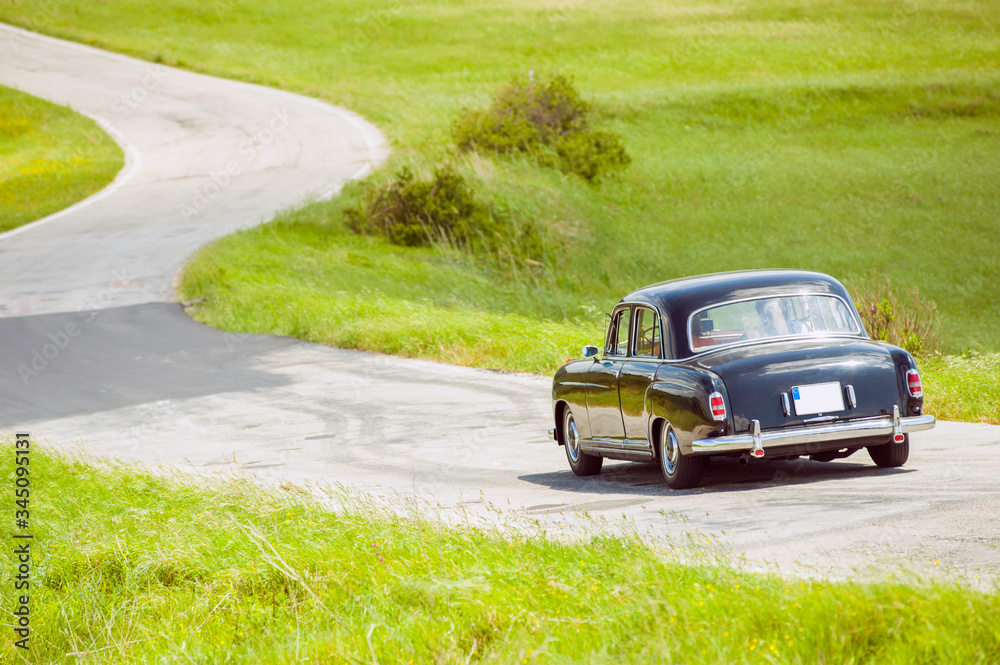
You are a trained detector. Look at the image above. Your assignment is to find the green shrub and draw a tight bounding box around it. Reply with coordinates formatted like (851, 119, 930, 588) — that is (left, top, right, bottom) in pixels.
(549, 128, 631, 183)
(453, 74, 630, 182)
(344, 166, 489, 248)
(850, 274, 941, 356)
(454, 74, 589, 152)
(344, 166, 545, 266)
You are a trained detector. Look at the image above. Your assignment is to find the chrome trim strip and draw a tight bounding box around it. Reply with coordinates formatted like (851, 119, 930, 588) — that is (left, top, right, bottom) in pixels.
(892, 404, 904, 442)
(780, 393, 791, 416)
(691, 414, 936, 454)
(622, 437, 653, 453)
(579, 437, 653, 455)
(578, 439, 624, 455)
(750, 420, 764, 457)
(845, 384, 857, 409)
(687, 332, 866, 361)
(803, 415, 838, 424)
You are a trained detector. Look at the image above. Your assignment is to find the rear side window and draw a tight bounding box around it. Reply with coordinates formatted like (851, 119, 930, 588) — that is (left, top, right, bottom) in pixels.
(634, 308, 661, 358)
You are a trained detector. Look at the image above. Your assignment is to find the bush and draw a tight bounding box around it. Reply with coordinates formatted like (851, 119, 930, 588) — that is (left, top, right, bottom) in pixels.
(453, 74, 630, 182)
(344, 166, 545, 266)
(549, 129, 631, 184)
(344, 166, 490, 248)
(849, 274, 941, 356)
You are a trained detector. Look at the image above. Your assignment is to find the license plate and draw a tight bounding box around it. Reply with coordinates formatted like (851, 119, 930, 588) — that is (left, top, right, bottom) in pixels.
(791, 382, 845, 416)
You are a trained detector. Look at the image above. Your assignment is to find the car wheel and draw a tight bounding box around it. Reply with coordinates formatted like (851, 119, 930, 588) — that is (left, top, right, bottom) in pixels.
(563, 408, 603, 476)
(867, 434, 909, 468)
(658, 425, 704, 489)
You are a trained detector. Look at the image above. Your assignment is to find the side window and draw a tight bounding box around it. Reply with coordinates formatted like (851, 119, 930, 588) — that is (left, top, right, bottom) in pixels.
(605, 308, 632, 357)
(634, 308, 662, 358)
(616, 309, 632, 356)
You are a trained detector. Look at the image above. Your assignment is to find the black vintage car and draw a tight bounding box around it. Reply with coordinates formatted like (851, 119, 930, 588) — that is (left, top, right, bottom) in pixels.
(551, 270, 935, 489)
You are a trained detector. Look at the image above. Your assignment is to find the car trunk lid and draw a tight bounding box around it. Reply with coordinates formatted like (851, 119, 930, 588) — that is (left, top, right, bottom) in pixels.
(697, 338, 900, 432)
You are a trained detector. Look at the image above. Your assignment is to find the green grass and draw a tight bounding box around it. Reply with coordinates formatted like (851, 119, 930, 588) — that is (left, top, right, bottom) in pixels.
(922, 353, 1000, 425)
(3, 441, 998, 663)
(180, 184, 1000, 423)
(4, 0, 999, 416)
(0, 84, 123, 232)
(181, 198, 599, 374)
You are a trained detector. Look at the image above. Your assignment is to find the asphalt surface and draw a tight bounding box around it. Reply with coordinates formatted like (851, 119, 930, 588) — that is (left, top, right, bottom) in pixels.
(0, 24, 387, 316)
(1, 24, 998, 587)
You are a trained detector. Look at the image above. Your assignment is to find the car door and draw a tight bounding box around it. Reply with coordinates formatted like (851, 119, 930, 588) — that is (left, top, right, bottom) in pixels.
(619, 306, 662, 450)
(586, 305, 630, 442)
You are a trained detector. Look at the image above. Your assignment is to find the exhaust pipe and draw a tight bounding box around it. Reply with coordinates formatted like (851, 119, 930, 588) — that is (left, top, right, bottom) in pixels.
(738, 453, 750, 467)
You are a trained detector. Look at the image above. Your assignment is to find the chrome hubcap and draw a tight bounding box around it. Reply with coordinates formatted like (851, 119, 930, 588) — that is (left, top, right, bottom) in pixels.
(566, 414, 581, 463)
(663, 429, 679, 475)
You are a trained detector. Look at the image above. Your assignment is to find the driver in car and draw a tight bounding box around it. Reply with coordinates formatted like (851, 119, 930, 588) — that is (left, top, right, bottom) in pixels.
(756, 299, 791, 338)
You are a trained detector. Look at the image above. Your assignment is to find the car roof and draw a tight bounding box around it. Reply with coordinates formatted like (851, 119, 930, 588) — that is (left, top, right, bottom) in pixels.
(618, 270, 855, 354)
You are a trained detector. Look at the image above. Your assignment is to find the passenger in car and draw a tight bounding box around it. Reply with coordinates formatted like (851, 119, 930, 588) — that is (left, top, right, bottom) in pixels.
(745, 299, 790, 339)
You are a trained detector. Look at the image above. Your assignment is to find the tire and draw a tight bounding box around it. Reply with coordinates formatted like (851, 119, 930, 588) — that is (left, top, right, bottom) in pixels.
(658, 424, 704, 489)
(867, 434, 909, 468)
(562, 407, 603, 476)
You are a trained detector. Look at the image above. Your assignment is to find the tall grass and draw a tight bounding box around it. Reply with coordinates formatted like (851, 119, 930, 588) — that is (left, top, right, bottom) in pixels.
(181, 208, 599, 374)
(922, 353, 1000, 425)
(3, 441, 997, 663)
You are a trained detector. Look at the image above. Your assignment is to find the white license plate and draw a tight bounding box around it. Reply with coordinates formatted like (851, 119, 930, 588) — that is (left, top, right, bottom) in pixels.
(792, 382, 845, 416)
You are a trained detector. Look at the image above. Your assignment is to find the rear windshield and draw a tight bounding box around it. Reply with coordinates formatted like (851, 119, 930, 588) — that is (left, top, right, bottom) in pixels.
(689, 294, 860, 353)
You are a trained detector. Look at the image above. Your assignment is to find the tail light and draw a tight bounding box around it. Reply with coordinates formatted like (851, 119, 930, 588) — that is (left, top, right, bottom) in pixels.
(906, 369, 923, 398)
(709, 392, 726, 421)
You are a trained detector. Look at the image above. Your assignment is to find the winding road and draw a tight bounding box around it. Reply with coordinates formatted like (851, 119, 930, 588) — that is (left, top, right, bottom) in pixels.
(1, 24, 998, 586)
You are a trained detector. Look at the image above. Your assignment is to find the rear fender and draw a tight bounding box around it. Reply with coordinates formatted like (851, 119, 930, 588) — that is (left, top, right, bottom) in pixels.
(882, 344, 926, 416)
(646, 368, 727, 455)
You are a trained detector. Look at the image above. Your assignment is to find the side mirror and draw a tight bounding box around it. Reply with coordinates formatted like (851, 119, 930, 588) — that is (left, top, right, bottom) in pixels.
(582, 345, 600, 359)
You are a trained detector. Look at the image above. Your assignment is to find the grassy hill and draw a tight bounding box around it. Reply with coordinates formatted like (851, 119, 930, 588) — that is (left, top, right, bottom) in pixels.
(3, 0, 997, 386)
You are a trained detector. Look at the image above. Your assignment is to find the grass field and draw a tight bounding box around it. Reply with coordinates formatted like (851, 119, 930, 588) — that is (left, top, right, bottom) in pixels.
(1, 0, 997, 349)
(2, 2, 998, 423)
(0, 84, 123, 232)
(3, 440, 997, 663)
(1, 9, 997, 661)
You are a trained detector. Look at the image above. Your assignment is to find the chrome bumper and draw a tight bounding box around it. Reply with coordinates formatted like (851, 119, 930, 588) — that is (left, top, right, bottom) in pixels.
(691, 407, 935, 456)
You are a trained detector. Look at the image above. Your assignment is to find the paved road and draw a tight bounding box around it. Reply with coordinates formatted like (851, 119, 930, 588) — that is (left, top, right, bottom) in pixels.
(1, 24, 998, 587)
(0, 24, 387, 316)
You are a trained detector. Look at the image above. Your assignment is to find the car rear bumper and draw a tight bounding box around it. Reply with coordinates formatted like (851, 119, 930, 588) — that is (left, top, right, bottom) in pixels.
(691, 409, 935, 455)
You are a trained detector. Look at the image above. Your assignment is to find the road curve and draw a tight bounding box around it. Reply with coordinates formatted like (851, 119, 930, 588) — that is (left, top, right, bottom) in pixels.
(1, 24, 998, 587)
(0, 23, 387, 315)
